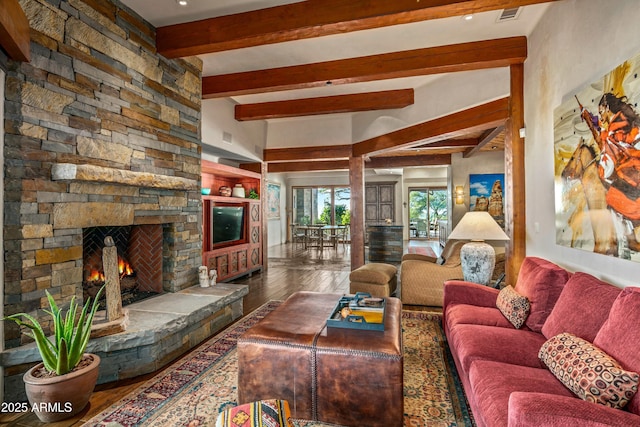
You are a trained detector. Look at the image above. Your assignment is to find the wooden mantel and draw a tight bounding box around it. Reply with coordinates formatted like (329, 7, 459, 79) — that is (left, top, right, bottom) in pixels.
(0, 0, 30, 62)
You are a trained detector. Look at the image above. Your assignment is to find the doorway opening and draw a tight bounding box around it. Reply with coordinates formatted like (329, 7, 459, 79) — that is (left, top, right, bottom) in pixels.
(408, 187, 447, 240)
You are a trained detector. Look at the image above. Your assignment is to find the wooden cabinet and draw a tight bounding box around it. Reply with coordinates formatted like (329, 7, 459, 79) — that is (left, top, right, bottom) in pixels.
(365, 183, 395, 223)
(202, 160, 263, 282)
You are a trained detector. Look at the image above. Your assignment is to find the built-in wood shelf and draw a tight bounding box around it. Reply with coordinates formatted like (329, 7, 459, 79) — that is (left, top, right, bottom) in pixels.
(201, 160, 262, 282)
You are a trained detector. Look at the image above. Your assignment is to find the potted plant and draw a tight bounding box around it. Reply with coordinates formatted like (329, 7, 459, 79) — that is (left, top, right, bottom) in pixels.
(5, 285, 104, 422)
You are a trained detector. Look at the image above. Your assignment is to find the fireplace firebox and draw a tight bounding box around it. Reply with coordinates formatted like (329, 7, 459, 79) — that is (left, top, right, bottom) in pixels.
(83, 225, 163, 307)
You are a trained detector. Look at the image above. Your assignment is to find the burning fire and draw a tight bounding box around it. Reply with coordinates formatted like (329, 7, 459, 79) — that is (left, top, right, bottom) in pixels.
(119, 258, 134, 276)
(87, 257, 135, 282)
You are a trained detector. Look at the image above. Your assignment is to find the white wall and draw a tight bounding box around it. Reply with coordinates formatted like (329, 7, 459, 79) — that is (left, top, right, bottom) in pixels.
(525, 0, 640, 287)
(266, 115, 351, 148)
(201, 98, 266, 162)
(352, 68, 510, 142)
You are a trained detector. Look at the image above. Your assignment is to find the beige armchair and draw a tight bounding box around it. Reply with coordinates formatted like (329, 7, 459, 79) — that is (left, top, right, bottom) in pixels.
(400, 240, 466, 307)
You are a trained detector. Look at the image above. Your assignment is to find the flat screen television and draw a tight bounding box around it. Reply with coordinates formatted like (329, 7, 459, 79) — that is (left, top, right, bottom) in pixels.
(211, 205, 245, 246)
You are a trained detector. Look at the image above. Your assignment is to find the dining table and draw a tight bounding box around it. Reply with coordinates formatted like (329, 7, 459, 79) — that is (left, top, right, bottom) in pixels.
(296, 225, 347, 250)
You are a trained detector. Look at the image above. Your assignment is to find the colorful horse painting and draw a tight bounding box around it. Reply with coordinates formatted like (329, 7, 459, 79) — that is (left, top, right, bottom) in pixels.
(561, 139, 618, 256)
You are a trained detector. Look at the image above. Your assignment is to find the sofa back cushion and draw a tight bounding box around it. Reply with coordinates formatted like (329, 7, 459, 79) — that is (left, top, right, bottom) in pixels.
(541, 272, 621, 342)
(594, 287, 640, 416)
(513, 257, 570, 332)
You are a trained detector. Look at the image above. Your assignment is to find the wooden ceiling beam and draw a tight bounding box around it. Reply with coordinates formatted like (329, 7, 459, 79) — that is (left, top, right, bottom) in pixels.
(353, 97, 510, 157)
(235, 89, 414, 121)
(264, 153, 451, 173)
(264, 144, 352, 162)
(267, 160, 350, 173)
(414, 138, 480, 150)
(157, 0, 555, 58)
(367, 154, 451, 168)
(202, 37, 527, 98)
(0, 0, 30, 62)
(463, 125, 504, 158)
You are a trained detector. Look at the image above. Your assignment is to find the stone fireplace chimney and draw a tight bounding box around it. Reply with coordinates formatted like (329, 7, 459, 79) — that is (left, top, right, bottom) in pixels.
(2, 0, 203, 349)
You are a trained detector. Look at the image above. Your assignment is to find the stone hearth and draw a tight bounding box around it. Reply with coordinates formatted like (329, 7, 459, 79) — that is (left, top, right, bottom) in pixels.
(2, 283, 248, 402)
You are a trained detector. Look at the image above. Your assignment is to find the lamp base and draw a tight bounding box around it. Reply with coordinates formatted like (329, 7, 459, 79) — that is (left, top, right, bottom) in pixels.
(460, 241, 495, 286)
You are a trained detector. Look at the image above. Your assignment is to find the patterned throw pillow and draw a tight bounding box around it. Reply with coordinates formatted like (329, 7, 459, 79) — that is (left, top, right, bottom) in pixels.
(216, 399, 294, 427)
(539, 332, 639, 409)
(496, 285, 530, 328)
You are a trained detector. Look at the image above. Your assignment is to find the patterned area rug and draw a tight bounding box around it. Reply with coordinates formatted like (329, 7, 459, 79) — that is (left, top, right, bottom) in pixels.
(86, 302, 474, 427)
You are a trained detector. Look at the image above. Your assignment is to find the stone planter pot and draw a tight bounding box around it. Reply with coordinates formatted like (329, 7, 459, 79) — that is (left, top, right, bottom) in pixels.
(23, 353, 100, 422)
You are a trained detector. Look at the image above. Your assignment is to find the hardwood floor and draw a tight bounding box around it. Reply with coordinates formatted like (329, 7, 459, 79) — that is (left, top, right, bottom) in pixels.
(1, 240, 441, 426)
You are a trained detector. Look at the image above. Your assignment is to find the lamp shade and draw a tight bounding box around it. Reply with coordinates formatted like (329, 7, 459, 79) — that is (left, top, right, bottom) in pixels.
(448, 212, 509, 241)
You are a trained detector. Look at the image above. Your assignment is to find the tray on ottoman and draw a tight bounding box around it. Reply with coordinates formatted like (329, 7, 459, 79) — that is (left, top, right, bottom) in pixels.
(237, 291, 403, 427)
(327, 292, 386, 331)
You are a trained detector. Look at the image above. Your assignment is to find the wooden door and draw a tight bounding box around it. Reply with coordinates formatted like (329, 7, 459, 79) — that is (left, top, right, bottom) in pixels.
(365, 183, 395, 223)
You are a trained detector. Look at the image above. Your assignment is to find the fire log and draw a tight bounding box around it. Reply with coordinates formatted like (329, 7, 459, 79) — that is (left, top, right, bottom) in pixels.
(102, 236, 124, 321)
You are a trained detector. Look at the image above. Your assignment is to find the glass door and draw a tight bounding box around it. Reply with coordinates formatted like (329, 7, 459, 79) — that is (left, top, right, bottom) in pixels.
(408, 187, 448, 240)
(292, 186, 351, 225)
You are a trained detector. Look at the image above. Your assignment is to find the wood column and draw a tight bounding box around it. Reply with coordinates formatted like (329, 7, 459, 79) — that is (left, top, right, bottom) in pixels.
(261, 161, 268, 271)
(505, 63, 526, 284)
(349, 155, 365, 269)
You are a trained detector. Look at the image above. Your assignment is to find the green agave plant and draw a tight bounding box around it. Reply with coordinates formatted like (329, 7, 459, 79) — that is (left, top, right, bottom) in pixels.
(5, 285, 105, 375)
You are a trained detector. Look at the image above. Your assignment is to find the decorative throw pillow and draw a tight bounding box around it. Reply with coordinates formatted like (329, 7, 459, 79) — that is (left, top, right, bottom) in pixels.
(539, 332, 639, 409)
(436, 256, 445, 265)
(496, 285, 530, 328)
(216, 399, 294, 427)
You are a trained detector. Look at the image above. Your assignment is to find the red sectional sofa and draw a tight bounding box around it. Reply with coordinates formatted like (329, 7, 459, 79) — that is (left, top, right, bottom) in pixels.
(443, 256, 640, 426)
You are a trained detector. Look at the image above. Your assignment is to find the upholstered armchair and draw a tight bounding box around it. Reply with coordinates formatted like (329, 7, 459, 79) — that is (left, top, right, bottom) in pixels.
(400, 240, 466, 307)
(400, 240, 506, 307)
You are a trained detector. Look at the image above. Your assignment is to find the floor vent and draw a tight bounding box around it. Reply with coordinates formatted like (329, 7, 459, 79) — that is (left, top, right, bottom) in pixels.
(497, 7, 521, 22)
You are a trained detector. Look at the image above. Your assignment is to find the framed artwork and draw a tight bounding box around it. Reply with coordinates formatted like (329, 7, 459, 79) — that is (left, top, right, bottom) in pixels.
(469, 173, 505, 228)
(554, 50, 640, 262)
(267, 182, 281, 219)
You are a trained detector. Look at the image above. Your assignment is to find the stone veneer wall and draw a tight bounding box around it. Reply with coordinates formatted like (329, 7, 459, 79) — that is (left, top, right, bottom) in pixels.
(3, 0, 203, 349)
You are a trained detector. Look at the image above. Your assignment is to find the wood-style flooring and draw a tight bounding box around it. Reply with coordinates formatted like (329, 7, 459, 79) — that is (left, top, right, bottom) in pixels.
(2, 240, 440, 426)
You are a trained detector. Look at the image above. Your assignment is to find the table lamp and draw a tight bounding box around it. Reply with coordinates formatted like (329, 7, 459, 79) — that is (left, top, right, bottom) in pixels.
(447, 211, 509, 285)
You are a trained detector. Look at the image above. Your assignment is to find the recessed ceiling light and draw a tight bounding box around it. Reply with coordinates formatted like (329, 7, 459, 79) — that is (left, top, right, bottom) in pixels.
(176, 0, 188, 6)
(463, 14, 473, 21)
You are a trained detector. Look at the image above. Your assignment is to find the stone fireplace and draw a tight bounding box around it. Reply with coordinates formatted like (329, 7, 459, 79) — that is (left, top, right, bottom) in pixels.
(2, 0, 204, 348)
(1, 0, 255, 402)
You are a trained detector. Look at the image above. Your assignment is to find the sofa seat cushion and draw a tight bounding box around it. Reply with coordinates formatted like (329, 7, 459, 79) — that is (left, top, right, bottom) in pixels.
(513, 257, 571, 332)
(449, 324, 548, 373)
(541, 272, 621, 342)
(594, 287, 640, 416)
(469, 360, 575, 427)
(508, 392, 640, 427)
(445, 303, 516, 333)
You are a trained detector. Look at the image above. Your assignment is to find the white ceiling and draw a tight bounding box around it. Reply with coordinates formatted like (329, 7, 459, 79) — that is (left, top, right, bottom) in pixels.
(120, 0, 550, 104)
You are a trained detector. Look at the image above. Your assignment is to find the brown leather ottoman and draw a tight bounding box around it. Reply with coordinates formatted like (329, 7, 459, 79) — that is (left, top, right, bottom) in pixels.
(237, 291, 403, 427)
